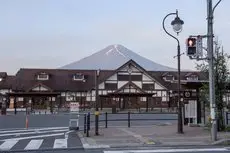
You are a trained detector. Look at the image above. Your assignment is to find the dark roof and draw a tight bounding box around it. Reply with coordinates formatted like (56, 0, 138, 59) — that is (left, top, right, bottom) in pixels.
(0, 75, 15, 89)
(0, 64, 208, 92)
(148, 71, 208, 90)
(7, 92, 60, 97)
(12, 68, 114, 92)
(0, 72, 7, 78)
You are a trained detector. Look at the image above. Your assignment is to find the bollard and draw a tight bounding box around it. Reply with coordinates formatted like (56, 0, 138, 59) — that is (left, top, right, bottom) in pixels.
(88, 112, 91, 130)
(128, 112, 130, 128)
(86, 113, 90, 137)
(25, 115, 28, 129)
(105, 112, 108, 128)
(226, 112, 228, 125)
(84, 114, 87, 134)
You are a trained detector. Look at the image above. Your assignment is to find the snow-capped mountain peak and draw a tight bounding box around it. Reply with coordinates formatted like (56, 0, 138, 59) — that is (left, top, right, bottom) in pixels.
(105, 44, 126, 58)
(60, 44, 177, 71)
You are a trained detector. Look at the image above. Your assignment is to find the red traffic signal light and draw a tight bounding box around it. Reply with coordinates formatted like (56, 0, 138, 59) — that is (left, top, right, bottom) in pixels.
(187, 38, 196, 47)
(186, 37, 197, 56)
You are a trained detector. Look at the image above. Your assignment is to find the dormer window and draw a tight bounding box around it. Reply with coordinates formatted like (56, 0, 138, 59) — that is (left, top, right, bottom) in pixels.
(186, 74, 198, 81)
(37, 72, 49, 80)
(73, 73, 84, 81)
(164, 75, 174, 81)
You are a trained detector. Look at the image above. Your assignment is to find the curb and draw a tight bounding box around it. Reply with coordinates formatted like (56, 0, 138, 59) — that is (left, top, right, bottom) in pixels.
(212, 138, 230, 145)
(79, 140, 230, 150)
(77, 132, 110, 149)
(100, 144, 230, 150)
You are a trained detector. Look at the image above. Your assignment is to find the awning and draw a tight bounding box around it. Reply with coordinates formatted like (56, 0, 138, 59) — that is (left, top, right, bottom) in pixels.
(6, 92, 61, 97)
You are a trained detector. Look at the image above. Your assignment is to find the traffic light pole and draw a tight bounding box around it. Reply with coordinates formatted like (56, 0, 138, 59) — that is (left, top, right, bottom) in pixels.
(207, 0, 217, 141)
(185, 0, 221, 141)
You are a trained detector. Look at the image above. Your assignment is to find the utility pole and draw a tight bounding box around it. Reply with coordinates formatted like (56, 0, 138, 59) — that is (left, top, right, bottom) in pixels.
(207, 0, 217, 141)
(95, 70, 99, 136)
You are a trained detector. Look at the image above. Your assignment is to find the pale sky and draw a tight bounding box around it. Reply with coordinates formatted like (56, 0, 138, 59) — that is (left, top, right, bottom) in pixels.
(0, 0, 229, 75)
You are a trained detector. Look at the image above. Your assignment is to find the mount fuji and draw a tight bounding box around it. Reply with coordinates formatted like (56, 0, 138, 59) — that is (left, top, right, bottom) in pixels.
(61, 44, 177, 71)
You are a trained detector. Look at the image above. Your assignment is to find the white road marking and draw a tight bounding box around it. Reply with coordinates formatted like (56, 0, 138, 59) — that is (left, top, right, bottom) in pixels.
(0, 127, 68, 134)
(0, 129, 68, 137)
(24, 139, 43, 150)
(119, 128, 147, 143)
(0, 140, 18, 150)
(104, 148, 229, 153)
(3, 133, 64, 141)
(53, 138, 67, 148)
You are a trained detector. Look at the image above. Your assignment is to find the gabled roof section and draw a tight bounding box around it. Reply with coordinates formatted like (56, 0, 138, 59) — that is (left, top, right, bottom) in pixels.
(99, 59, 168, 89)
(27, 83, 52, 92)
(113, 81, 147, 94)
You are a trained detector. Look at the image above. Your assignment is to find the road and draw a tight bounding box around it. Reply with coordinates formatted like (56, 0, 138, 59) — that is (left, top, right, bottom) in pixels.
(0, 112, 179, 152)
(0, 127, 82, 152)
(0, 112, 177, 129)
(2, 147, 229, 153)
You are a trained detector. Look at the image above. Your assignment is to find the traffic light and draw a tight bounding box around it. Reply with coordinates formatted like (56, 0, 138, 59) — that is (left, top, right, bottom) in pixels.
(186, 37, 197, 56)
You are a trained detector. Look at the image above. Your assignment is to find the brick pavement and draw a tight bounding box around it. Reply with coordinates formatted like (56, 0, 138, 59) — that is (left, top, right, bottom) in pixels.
(78, 124, 230, 149)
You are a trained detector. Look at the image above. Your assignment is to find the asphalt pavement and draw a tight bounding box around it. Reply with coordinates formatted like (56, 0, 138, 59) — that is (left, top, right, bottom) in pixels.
(0, 112, 178, 129)
(3, 147, 229, 153)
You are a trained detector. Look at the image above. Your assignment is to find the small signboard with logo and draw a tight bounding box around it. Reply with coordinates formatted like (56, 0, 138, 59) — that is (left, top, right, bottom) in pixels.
(69, 102, 80, 130)
(70, 102, 80, 113)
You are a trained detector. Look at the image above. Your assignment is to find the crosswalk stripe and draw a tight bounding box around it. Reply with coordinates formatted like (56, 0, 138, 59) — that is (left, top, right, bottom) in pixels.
(0, 127, 68, 134)
(0, 140, 18, 150)
(4, 132, 65, 141)
(24, 139, 43, 150)
(0, 129, 68, 137)
(53, 138, 67, 148)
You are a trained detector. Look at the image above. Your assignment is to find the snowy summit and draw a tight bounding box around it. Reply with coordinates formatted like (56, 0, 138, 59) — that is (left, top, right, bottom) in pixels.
(61, 44, 177, 71)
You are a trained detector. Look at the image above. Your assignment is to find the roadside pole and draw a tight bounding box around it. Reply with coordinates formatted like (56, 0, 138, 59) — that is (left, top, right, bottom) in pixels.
(186, 0, 222, 141)
(207, 0, 219, 141)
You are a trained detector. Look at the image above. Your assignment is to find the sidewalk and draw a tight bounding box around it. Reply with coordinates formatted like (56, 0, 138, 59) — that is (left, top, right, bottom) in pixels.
(78, 124, 230, 149)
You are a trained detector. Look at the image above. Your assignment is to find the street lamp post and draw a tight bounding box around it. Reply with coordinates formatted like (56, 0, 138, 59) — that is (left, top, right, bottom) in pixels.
(162, 10, 184, 134)
(95, 69, 100, 136)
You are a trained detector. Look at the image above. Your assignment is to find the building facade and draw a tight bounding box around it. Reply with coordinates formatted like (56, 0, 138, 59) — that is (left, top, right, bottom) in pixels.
(0, 60, 209, 123)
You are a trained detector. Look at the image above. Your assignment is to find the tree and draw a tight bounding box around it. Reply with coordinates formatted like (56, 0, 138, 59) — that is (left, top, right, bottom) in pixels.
(196, 40, 230, 131)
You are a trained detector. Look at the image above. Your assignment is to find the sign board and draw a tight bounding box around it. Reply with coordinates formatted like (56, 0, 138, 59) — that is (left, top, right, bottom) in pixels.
(185, 100, 197, 118)
(70, 102, 80, 112)
(69, 102, 80, 130)
(196, 36, 203, 58)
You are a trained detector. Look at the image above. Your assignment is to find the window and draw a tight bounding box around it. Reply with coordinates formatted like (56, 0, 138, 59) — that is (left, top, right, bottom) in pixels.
(0, 78, 2, 81)
(37, 73, 49, 80)
(164, 75, 174, 81)
(73, 73, 84, 80)
(105, 83, 117, 90)
(187, 75, 198, 81)
(142, 84, 154, 90)
(66, 92, 76, 101)
(117, 75, 142, 81)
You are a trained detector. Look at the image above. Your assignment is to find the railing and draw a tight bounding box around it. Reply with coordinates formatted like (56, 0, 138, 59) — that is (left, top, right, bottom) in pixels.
(83, 111, 177, 137)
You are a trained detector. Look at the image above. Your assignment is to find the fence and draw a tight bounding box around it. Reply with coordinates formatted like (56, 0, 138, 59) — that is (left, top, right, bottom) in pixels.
(83, 111, 177, 137)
